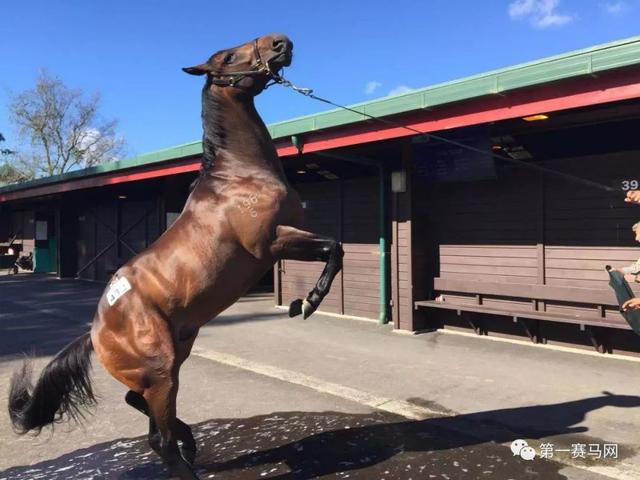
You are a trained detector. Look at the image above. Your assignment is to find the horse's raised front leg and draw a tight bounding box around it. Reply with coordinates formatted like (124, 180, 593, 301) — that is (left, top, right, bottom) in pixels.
(125, 390, 197, 465)
(270, 225, 344, 319)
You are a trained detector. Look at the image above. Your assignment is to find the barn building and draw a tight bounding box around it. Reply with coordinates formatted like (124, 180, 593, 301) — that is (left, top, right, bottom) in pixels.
(3, 36, 640, 354)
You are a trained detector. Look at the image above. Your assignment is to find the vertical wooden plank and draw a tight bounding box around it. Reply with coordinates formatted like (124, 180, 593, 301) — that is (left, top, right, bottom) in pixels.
(144, 200, 150, 247)
(537, 173, 546, 286)
(55, 204, 62, 279)
(402, 140, 414, 330)
(115, 199, 122, 260)
(92, 205, 98, 280)
(537, 243, 545, 284)
(338, 178, 344, 315)
(273, 260, 281, 306)
(158, 194, 166, 232)
(391, 191, 400, 329)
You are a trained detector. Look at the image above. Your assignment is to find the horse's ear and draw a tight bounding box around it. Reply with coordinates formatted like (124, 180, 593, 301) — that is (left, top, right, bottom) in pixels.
(182, 63, 211, 76)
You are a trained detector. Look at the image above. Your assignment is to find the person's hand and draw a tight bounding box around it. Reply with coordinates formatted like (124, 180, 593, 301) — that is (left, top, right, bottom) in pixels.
(624, 274, 638, 283)
(622, 298, 640, 311)
(625, 190, 640, 205)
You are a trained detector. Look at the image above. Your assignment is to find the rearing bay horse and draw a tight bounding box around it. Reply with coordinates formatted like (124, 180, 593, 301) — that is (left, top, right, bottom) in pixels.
(8, 33, 343, 480)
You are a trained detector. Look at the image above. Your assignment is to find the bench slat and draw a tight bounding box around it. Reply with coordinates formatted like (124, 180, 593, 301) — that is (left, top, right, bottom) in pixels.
(433, 277, 640, 305)
(415, 300, 629, 330)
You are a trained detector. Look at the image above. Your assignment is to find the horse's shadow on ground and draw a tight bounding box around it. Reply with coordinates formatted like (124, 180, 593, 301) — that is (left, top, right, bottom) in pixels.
(1, 391, 638, 480)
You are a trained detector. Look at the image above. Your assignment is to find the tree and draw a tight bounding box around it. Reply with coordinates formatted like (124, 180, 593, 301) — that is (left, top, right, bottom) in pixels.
(0, 133, 25, 186)
(0, 163, 27, 186)
(0, 133, 14, 155)
(9, 71, 124, 178)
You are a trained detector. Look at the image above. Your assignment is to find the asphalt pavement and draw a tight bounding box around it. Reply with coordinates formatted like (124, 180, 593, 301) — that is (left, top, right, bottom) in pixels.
(1, 274, 639, 480)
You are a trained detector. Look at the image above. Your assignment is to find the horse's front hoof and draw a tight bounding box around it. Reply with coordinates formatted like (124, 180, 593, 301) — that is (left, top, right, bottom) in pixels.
(288, 298, 303, 317)
(302, 299, 316, 319)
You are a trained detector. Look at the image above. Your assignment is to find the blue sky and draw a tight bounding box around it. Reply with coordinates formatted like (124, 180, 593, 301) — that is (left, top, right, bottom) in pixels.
(1, 0, 639, 158)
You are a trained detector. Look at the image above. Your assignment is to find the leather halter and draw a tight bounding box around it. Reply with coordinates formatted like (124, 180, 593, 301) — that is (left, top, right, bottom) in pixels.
(208, 38, 278, 87)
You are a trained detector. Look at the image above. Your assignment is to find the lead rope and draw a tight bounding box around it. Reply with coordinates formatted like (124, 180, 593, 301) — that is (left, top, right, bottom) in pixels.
(271, 72, 617, 193)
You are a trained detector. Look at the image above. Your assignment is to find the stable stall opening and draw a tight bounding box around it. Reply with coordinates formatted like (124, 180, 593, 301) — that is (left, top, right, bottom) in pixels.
(0, 199, 59, 274)
(275, 141, 405, 321)
(66, 170, 275, 293)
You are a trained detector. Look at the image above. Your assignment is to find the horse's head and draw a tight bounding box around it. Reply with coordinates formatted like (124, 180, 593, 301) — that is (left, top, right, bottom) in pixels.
(183, 33, 293, 95)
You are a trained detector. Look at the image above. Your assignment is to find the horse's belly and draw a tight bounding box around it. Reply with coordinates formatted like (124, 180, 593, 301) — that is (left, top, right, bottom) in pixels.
(181, 250, 273, 326)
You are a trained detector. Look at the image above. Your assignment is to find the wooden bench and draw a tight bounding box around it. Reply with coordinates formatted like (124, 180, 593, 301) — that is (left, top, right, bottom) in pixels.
(415, 277, 636, 352)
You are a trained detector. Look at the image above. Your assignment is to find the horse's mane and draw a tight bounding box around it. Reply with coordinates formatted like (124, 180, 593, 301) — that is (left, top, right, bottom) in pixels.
(189, 137, 217, 192)
(190, 79, 225, 192)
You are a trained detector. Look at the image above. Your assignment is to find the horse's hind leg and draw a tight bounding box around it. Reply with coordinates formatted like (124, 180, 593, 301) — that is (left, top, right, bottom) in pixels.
(270, 225, 344, 319)
(125, 390, 197, 466)
(143, 380, 199, 480)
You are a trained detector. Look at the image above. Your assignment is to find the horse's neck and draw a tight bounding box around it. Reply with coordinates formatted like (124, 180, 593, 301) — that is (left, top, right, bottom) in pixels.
(201, 90, 285, 179)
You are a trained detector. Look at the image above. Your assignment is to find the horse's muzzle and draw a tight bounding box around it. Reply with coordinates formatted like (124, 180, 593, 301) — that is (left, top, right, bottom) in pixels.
(268, 34, 293, 67)
(271, 34, 293, 54)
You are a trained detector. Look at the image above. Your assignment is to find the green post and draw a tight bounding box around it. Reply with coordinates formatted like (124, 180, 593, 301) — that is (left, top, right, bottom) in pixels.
(379, 165, 388, 324)
(291, 135, 302, 153)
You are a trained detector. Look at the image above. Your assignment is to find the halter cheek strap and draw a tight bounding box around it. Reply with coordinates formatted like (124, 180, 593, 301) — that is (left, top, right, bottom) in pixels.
(209, 39, 276, 87)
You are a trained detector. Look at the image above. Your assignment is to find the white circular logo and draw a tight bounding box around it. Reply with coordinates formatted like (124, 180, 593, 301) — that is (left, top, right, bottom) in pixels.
(520, 446, 537, 461)
(511, 439, 528, 456)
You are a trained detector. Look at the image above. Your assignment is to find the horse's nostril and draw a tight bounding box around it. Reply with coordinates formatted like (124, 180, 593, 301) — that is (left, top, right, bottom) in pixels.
(272, 35, 292, 53)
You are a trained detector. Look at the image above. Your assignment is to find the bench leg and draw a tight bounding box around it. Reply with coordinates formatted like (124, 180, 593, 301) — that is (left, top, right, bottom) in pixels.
(517, 318, 539, 343)
(584, 325, 610, 354)
(463, 312, 486, 336)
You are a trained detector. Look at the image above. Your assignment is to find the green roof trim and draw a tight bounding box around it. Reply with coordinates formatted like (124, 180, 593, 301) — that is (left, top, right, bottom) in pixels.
(0, 141, 203, 194)
(3, 35, 640, 196)
(265, 35, 640, 139)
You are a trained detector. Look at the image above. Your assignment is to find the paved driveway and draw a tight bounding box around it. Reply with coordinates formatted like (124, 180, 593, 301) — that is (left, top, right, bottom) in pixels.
(0, 274, 632, 479)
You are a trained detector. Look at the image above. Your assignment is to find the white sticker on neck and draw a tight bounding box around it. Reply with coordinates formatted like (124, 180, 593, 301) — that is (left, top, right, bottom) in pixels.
(107, 277, 132, 306)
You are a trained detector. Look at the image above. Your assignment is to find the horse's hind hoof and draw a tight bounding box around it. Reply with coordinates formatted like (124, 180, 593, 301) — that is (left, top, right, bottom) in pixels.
(180, 446, 196, 466)
(168, 463, 200, 480)
(289, 299, 303, 317)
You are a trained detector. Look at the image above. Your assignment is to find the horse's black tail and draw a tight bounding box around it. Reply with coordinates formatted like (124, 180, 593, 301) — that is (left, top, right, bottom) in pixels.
(8, 332, 96, 434)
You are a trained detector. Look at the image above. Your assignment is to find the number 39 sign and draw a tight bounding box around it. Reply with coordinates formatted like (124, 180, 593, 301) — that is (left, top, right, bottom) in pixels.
(622, 180, 639, 191)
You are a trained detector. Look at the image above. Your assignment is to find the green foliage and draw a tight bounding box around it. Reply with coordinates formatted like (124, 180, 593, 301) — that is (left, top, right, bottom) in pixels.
(0, 162, 28, 186)
(0, 133, 25, 186)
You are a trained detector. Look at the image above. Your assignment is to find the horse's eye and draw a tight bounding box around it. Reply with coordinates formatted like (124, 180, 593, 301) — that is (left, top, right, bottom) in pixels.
(224, 53, 235, 64)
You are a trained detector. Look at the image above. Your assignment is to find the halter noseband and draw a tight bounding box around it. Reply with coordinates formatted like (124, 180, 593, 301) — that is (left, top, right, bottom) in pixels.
(209, 39, 280, 87)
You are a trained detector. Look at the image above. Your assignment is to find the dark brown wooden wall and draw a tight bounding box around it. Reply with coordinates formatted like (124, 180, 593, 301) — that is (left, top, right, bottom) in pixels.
(0, 209, 11, 241)
(77, 198, 163, 281)
(280, 181, 342, 314)
(543, 153, 640, 289)
(343, 178, 381, 318)
(279, 177, 381, 320)
(412, 150, 640, 324)
(9, 210, 35, 255)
